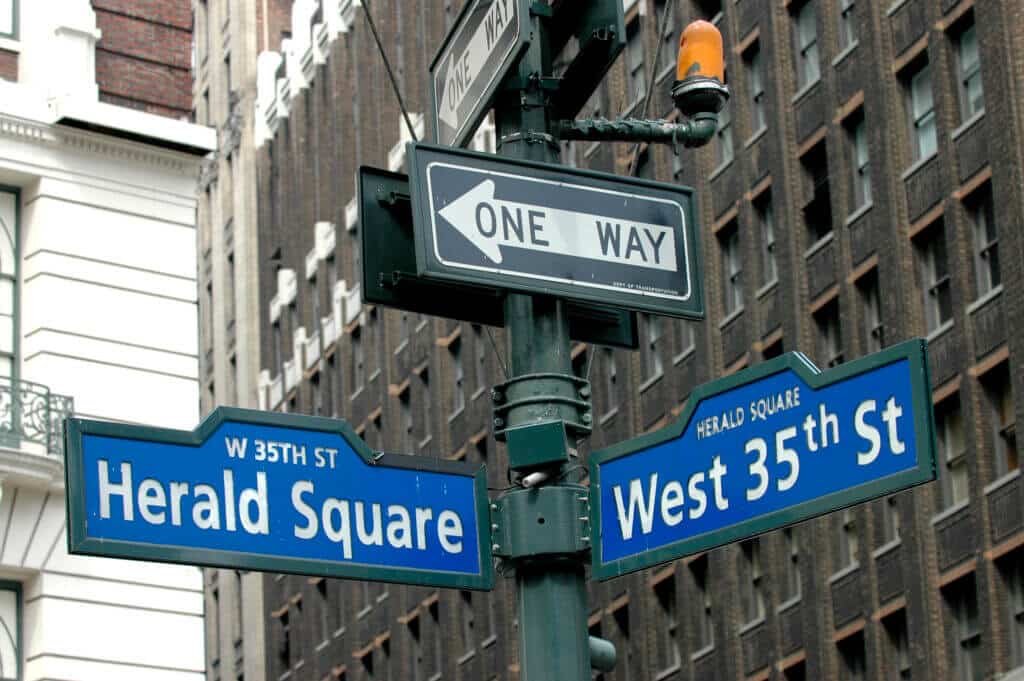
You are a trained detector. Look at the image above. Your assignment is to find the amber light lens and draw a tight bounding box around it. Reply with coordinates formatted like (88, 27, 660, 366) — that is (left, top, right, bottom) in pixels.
(676, 20, 725, 83)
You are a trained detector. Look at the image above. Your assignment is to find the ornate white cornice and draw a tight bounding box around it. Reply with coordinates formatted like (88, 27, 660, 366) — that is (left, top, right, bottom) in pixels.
(0, 110, 199, 175)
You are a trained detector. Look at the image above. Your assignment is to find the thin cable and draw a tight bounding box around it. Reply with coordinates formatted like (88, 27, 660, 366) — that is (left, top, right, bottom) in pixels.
(486, 326, 511, 379)
(627, 0, 676, 176)
(361, 0, 419, 142)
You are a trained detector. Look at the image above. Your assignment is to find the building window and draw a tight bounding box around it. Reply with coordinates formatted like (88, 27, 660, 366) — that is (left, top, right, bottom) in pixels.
(654, 576, 681, 673)
(838, 631, 867, 681)
(272, 320, 283, 372)
(0, 191, 17, 377)
(907, 61, 938, 161)
(626, 21, 646, 109)
(815, 299, 843, 368)
(640, 314, 664, 383)
(745, 43, 766, 133)
(943, 574, 982, 681)
(782, 528, 801, 602)
(836, 508, 858, 568)
(673, 320, 696, 362)
(602, 348, 618, 418)
(1001, 550, 1024, 669)
(458, 591, 475, 659)
(967, 185, 999, 298)
(881, 495, 901, 545)
(316, 580, 330, 645)
(802, 141, 832, 242)
(610, 602, 633, 681)
(856, 270, 882, 353)
(691, 554, 714, 649)
(740, 539, 765, 623)
(955, 18, 983, 121)
(419, 369, 432, 447)
(755, 194, 777, 287)
(982, 363, 1018, 478)
(714, 74, 734, 168)
(838, 0, 856, 51)
(351, 329, 365, 396)
(847, 111, 871, 210)
(720, 223, 743, 316)
(0, 0, 17, 39)
(793, 1, 820, 89)
(400, 389, 414, 453)
(0, 584, 20, 681)
(882, 610, 912, 680)
(450, 339, 465, 416)
(936, 395, 968, 509)
(914, 221, 952, 334)
(473, 325, 488, 395)
(428, 600, 442, 678)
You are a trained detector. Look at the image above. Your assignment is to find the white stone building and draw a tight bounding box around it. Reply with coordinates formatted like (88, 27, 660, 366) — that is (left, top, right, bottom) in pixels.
(0, 1, 214, 679)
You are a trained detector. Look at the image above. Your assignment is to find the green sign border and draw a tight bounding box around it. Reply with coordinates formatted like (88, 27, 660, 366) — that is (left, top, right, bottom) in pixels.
(65, 407, 495, 591)
(408, 142, 705, 320)
(589, 338, 938, 580)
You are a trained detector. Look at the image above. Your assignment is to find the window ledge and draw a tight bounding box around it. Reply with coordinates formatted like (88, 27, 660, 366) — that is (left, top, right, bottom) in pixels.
(951, 108, 985, 141)
(393, 339, 409, 356)
(656, 63, 676, 85)
(0, 38, 20, 53)
(776, 595, 801, 614)
(900, 150, 939, 181)
(738, 616, 766, 636)
(315, 639, 330, 653)
(886, 0, 910, 16)
(600, 406, 620, 426)
(718, 306, 745, 330)
(831, 40, 859, 68)
(481, 634, 497, 649)
(673, 345, 696, 366)
(744, 125, 768, 149)
(983, 467, 1020, 496)
(690, 645, 715, 662)
(930, 499, 970, 526)
(844, 201, 874, 226)
(790, 77, 821, 105)
(457, 649, 476, 666)
(966, 283, 1003, 315)
(447, 406, 466, 424)
(804, 230, 835, 260)
(349, 386, 365, 402)
(709, 158, 734, 181)
(639, 371, 664, 394)
(925, 318, 954, 343)
(871, 538, 902, 560)
(828, 561, 860, 584)
(471, 386, 487, 402)
(655, 663, 682, 681)
(755, 278, 778, 301)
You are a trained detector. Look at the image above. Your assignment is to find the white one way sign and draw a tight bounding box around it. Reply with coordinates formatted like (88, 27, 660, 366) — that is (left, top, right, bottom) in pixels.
(430, 0, 528, 148)
(410, 144, 705, 319)
(438, 179, 679, 272)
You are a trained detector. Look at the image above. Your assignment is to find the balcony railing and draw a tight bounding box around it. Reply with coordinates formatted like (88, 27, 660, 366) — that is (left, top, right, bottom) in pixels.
(0, 377, 74, 459)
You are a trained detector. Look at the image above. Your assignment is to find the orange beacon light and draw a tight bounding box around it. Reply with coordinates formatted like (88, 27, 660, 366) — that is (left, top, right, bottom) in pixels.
(672, 20, 729, 117)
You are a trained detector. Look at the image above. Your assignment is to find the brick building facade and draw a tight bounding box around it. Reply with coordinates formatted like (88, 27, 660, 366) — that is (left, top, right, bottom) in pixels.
(205, 1, 1024, 680)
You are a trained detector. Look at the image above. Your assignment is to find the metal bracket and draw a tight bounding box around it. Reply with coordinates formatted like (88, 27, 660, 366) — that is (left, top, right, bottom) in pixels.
(491, 371, 592, 442)
(490, 484, 590, 560)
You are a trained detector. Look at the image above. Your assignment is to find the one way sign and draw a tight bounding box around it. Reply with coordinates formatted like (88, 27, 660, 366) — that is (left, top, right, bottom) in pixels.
(409, 143, 704, 319)
(430, 0, 529, 148)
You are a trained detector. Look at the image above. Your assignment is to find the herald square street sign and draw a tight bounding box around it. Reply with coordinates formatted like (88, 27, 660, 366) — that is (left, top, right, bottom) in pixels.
(64, 407, 493, 590)
(409, 142, 704, 319)
(430, 0, 529, 148)
(590, 339, 937, 580)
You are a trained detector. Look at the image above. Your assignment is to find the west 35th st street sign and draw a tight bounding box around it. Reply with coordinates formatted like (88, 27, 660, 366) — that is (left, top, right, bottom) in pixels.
(409, 143, 704, 319)
(65, 408, 493, 590)
(590, 339, 937, 579)
(430, 0, 529, 148)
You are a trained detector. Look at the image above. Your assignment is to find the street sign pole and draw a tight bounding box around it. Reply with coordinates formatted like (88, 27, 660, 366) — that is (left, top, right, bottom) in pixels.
(491, 8, 591, 681)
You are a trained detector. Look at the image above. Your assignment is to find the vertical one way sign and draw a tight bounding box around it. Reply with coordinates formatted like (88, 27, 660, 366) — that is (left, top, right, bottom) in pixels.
(430, 0, 529, 148)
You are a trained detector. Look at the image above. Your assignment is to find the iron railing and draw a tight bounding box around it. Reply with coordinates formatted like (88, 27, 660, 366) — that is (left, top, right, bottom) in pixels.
(0, 377, 74, 459)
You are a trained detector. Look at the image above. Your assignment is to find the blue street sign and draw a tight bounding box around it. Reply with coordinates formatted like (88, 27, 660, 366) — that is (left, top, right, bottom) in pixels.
(65, 408, 493, 590)
(408, 143, 704, 319)
(589, 339, 937, 580)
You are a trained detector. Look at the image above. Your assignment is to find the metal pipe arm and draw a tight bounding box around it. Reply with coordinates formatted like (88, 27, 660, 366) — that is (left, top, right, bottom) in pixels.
(552, 112, 718, 148)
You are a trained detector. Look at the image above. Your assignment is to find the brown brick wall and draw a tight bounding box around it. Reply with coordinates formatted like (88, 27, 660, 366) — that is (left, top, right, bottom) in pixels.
(92, 1, 192, 119)
(0, 49, 16, 82)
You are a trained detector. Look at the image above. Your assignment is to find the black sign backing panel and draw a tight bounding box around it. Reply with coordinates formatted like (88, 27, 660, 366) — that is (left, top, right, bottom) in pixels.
(409, 143, 704, 320)
(430, 0, 530, 148)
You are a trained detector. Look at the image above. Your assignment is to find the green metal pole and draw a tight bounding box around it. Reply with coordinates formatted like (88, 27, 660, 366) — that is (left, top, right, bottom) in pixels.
(493, 7, 591, 681)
